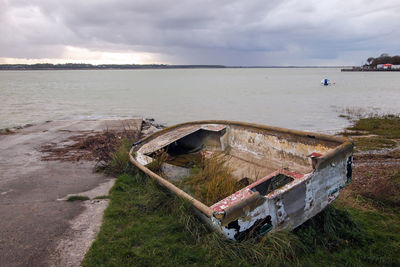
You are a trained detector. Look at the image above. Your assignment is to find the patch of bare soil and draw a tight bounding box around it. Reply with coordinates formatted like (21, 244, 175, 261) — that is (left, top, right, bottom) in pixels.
(348, 148, 400, 206)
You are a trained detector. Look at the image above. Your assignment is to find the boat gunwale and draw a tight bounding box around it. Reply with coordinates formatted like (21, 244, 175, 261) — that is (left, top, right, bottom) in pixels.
(129, 120, 353, 219)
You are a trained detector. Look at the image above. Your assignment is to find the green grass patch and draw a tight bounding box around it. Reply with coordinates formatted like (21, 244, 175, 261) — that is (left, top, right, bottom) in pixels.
(101, 138, 137, 176)
(83, 115, 400, 266)
(348, 115, 400, 139)
(297, 206, 400, 266)
(67, 195, 90, 201)
(353, 136, 397, 151)
(83, 172, 400, 266)
(83, 173, 305, 266)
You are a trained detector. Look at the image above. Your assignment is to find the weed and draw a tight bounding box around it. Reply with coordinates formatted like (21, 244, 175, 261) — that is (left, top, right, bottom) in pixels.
(348, 115, 400, 139)
(145, 150, 169, 173)
(67, 195, 89, 201)
(83, 115, 400, 266)
(108, 139, 132, 174)
(353, 136, 396, 151)
(100, 138, 138, 176)
(83, 173, 303, 267)
(83, 167, 400, 266)
(295, 205, 366, 251)
(165, 152, 203, 168)
(203, 230, 303, 266)
(183, 153, 241, 206)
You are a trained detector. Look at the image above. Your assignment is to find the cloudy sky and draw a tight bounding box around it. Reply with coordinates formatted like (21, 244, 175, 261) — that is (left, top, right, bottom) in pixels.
(1, 0, 399, 66)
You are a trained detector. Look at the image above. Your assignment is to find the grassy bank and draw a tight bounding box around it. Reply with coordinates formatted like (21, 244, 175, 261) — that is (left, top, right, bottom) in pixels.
(83, 115, 400, 266)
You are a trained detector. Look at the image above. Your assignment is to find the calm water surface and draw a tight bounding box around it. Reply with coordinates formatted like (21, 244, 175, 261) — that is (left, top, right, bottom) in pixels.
(1, 68, 400, 133)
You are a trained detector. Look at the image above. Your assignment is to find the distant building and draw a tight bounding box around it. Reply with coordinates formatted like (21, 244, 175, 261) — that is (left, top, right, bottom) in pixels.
(392, 65, 400, 69)
(383, 64, 392, 69)
(377, 64, 393, 69)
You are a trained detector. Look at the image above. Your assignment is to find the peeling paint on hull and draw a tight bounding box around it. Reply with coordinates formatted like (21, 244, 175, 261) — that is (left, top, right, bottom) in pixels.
(130, 120, 353, 241)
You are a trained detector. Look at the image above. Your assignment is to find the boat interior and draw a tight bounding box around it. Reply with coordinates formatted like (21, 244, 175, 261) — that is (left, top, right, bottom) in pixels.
(136, 123, 340, 201)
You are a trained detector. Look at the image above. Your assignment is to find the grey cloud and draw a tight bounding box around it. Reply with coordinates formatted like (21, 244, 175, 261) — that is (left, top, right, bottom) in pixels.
(1, 0, 400, 65)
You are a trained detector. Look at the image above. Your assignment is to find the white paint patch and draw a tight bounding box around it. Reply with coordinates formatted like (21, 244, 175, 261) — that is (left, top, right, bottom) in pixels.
(222, 227, 238, 240)
(237, 200, 270, 230)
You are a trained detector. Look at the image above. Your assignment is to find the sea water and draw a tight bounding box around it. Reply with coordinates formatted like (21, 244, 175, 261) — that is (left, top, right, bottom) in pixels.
(1, 68, 400, 133)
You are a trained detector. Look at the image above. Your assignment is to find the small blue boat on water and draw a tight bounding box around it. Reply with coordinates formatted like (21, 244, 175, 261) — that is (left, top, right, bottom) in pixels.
(321, 78, 330, 86)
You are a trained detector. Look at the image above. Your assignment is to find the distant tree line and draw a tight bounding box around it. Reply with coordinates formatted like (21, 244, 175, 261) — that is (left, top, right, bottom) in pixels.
(0, 63, 227, 70)
(366, 53, 400, 66)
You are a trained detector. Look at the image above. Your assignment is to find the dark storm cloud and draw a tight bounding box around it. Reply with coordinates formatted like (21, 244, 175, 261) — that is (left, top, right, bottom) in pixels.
(1, 0, 400, 65)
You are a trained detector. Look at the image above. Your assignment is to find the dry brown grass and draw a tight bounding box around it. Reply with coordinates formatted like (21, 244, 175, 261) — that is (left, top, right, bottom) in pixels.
(183, 153, 241, 206)
(40, 128, 140, 163)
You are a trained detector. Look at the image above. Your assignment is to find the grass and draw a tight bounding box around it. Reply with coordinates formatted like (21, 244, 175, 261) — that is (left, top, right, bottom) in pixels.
(83, 172, 400, 266)
(341, 114, 400, 206)
(353, 136, 397, 151)
(82, 114, 400, 266)
(146, 150, 169, 173)
(83, 173, 303, 266)
(67, 195, 90, 201)
(102, 138, 137, 176)
(297, 205, 400, 266)
(347, 114, 400, 139)
(182, 153, 241, 206)
(340, 114, 400, 151)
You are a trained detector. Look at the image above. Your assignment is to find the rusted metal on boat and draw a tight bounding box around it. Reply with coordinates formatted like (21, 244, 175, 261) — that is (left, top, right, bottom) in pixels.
(129, 120, 353, 241)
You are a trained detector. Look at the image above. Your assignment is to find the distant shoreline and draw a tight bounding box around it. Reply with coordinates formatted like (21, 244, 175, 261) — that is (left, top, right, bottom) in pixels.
(0, 63, 346, 71)
(341, 67, 400, 72)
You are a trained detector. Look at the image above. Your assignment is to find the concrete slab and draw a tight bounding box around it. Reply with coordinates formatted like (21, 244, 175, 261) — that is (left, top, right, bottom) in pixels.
(0, 118, 142, 267)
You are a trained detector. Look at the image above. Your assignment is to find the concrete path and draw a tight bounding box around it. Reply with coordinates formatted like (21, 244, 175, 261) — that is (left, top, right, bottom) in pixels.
(0, 119, 142, 267)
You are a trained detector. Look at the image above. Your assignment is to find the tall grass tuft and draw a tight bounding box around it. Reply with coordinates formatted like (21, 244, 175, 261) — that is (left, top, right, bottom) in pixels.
(146, 150, 169, 173)
(294, 205, 366, 251)
(183, 153, 241, 206)
(106, 138, 137, 176)
(151, 179, 304, 266)
(203, 228, 302, 266)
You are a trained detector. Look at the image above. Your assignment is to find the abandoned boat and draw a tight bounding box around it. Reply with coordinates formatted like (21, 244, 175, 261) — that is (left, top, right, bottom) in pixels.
(129, 120, 353, 241)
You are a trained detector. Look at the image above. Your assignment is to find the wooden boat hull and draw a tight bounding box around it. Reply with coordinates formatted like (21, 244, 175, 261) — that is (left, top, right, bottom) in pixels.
(130, 120, 353, 241)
